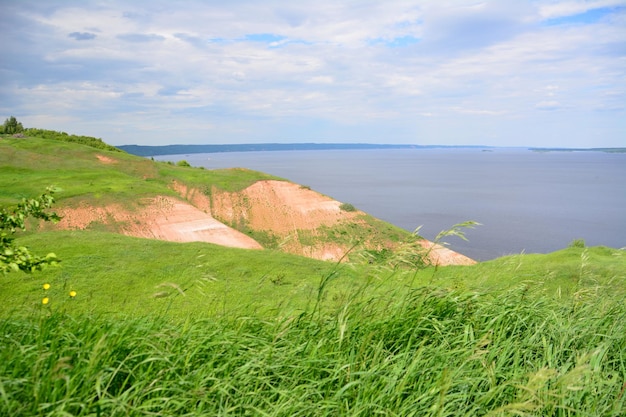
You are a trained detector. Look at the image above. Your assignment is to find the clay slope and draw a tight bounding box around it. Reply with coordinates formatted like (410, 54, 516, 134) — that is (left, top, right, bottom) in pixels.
(209, 180, 359, 261)
(54, 196, 262, 250)
(417, 241, 476, 266)
(207, 180, 475, 266)
(51, 169, 474, 265)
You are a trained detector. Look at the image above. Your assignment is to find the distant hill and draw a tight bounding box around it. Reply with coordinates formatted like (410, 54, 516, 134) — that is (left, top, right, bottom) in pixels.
(119, 143, 488, 157)
(529, 147, 626, 153)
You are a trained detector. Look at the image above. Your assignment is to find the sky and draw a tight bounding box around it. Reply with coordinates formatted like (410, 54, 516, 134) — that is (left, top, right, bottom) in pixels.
(1, 0, 625, 147)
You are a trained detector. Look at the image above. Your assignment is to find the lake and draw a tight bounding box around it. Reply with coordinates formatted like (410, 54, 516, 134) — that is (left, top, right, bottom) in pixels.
(155, 148, 626, 261)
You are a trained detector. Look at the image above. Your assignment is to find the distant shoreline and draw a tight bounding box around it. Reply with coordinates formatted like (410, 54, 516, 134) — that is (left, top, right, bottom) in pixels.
(529, 147, 626, 153)
(119, 143, 490, 157)
(119, 143, 626, 157)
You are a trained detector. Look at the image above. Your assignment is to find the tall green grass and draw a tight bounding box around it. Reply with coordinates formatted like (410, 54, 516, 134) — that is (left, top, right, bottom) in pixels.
(1, 283, 624, 416)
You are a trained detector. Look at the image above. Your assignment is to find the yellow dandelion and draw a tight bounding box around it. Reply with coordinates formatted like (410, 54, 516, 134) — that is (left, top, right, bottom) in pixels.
(42, 297, 49, 305)
(43, 283, 51, 290)
(69, 290, 77, 298)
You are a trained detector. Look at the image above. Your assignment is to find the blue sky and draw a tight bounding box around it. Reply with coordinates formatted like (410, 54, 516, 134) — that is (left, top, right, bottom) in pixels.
(1, 0, 624, 147)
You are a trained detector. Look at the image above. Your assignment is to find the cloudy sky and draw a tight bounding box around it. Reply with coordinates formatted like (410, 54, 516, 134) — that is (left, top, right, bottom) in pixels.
(1, 1, 624, 147)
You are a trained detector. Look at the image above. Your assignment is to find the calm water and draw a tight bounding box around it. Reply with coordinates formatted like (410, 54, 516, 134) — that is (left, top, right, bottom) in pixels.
(156, 148, 626, 260)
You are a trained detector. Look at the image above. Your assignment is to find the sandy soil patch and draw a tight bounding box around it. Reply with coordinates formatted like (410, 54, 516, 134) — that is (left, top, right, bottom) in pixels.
(211, 180, 356, 233)
(96, 154, 117, 164)
(417, 241, 477, 266)
(54, 196, 262, 250)
(210, 180, 360, 260)
(209, 180, 474, 265)
(141, 197, 261, 248)
(170, 181, 213, 214)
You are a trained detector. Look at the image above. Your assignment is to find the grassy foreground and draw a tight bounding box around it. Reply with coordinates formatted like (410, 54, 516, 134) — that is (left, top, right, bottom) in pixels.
(1, 232, 625, 416)
(2, 284, 624, 416)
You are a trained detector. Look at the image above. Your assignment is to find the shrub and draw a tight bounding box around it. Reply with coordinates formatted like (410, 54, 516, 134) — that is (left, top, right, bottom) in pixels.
(569, 238, 586, 248)
(2, 116, 24, 134)
(176, 160, 191, 167)
(339, 203, 357, 212)
(24, 128, 121, 152)
(0, 188, 61, 274)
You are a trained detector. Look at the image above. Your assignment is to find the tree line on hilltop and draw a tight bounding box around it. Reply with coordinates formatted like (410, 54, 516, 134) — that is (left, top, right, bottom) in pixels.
(1, 116, 120, 152)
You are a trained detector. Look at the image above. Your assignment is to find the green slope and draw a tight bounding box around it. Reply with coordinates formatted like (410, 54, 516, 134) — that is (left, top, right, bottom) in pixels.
(1, 231, 355, 318)
(2, 230, 624, 319)
(0, 136, 281, 205)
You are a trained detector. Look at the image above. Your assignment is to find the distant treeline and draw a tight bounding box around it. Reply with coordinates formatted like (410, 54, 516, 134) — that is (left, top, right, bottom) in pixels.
(529, 147, 626, 153)
(119, 143, 487, 157)
(24, 128, 122, 153)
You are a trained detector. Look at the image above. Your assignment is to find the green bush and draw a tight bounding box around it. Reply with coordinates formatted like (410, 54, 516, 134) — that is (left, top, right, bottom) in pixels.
(24, 128, 121, 152)
(339, 203, 357, 212)
(569, 238, 586, 248)
(2, 116, 24, 134)
(176, 160, 192, 167)
(0, 188, 61, 274)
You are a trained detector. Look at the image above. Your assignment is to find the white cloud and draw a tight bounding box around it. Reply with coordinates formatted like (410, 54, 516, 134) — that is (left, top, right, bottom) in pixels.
(0, 0, 624, 147)
(535, 100, 562, 110)
(452, 107, 508, 116)
(538, 0, 626, 19)
(307, 76, 334, 84)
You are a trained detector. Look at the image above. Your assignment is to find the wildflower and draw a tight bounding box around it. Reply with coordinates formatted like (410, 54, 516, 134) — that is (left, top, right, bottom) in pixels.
(42, 297, 49, 305)
(69, 290, 77, 298)
(43, 283, 50, 290)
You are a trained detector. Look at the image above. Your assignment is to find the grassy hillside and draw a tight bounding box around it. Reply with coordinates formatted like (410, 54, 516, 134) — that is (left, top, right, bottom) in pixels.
(0, 136, 281, 205)
(1, 230, 360, 318)
(2, 230, 624, 318)
(2, 132, 625, 415)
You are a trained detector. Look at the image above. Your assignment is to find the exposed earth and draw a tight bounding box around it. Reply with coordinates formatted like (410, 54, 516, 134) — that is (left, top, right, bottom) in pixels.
(52, 155, 476, 266)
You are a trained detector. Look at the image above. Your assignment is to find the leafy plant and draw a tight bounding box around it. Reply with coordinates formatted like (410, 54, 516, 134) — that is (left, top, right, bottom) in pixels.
(1, 116, 24, 134)
(339, 203, 357, 212)
(0, 188, 61, 273)
(569, 238, 586, 248)
(23, 128, 121, 152)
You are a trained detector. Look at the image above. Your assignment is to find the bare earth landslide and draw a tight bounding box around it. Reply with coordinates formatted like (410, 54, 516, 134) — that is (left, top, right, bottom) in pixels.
(55, 195, 262, 250)
(53, 167, 475, 266)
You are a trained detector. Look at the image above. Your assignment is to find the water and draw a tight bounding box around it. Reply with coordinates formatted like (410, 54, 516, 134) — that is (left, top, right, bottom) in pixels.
(155, 148, 626, 260)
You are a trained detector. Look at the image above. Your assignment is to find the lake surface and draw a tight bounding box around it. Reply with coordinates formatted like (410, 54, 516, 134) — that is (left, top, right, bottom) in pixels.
(155, 148, 626, 261)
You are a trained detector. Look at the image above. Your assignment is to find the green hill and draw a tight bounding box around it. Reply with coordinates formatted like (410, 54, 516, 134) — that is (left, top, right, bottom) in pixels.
(1, 131, 625, 416)
(0, 133, 280, 204)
